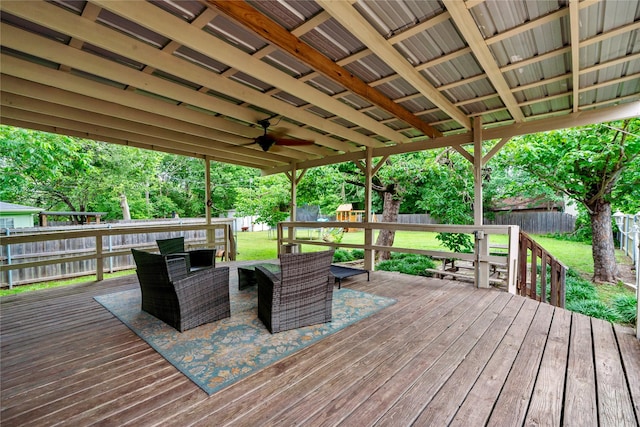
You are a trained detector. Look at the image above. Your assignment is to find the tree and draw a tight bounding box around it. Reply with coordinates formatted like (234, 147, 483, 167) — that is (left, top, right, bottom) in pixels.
(506, 119, 640, 283)
(234, 175, 290, 229)
(415, 148, 475, 253)
(0, 126, 94, 221)
(340, 153, 429, 260)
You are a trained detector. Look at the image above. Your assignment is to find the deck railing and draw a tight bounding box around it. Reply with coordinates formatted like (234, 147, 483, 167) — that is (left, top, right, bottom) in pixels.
(517, 231, 566, 307)
(279, 222, 567, 308)
(277, 221, 520, 291)
(0, 221, 234, 288)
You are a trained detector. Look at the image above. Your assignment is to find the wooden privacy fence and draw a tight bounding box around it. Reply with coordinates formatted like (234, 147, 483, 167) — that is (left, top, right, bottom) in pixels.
(517, 231, 566, 307)
(486, 211, 576, 234)
(0, 220, 234, 288)
(397, 212, 576, 234)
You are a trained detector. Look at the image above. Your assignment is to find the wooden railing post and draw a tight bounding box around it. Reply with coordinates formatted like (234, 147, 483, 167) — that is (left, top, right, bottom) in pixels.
(96, 233, 103, 281)
(474, 230, 490, 288)
(506, 225, 519, 294)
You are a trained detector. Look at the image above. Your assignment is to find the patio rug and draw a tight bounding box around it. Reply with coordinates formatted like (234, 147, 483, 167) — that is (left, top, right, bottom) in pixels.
(94, 286, 395, 395)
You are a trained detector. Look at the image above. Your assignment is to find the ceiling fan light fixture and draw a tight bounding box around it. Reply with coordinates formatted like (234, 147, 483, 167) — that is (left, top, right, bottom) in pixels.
(256, 134, 275, 151)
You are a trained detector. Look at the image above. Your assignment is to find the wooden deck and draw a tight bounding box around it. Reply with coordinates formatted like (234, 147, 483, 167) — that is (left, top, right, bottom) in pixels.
(2, 262, 639, 426)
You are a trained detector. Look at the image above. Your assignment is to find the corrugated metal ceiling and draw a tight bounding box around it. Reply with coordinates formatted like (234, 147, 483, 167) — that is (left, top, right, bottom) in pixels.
(0, 0, 637, 173)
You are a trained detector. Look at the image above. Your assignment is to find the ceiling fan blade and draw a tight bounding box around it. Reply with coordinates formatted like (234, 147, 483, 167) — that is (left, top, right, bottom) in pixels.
(274, 138, 314, 146)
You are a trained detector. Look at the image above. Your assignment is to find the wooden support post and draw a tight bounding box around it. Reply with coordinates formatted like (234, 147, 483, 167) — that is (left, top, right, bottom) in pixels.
(473, 116, 483, 226)
(288, 163, 297, 245)
(363, 148, 375, 271)
(474, 230, 489, 288)
(205, 157, 214, 247)
(473, 117, 489, 288)
(507, 225, 520, 295)
(96, 234, 103, 281)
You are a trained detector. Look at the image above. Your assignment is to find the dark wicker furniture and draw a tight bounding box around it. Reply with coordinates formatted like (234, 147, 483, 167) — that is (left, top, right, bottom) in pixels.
(237, 263, 280, 290)
(156, 236, 215, 271)
(255, 249, 335, 334)
(131, 249, 230, 332)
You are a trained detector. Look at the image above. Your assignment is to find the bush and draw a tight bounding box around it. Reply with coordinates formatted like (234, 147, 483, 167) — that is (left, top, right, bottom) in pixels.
(612, 295, 637, 325)
(565, 271, 598, 301)
(376, 254, 436, 277)
(332, 249, 354, 263)
(351, 249, 365, 259)
(562, 268, 637, 324)
(565, 299, 618, 322)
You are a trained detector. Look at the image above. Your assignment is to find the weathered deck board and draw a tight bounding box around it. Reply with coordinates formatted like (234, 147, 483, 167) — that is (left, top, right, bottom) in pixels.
(448, 298, 540, 426)
(412, 295, 525, 426)
(592, 317, 637, 426)
(524, 308, 572, 426)
(615, 323, 640, 418)
(1, 263, 639, 426)
(564, 312, 599, 427)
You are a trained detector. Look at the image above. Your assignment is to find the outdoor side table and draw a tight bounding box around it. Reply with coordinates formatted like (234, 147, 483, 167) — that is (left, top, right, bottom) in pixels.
(329, 265, 370, 289)
(237, 263, 280, 290)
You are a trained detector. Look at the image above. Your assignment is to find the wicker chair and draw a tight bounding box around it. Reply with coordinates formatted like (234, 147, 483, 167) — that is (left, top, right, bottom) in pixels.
(131, 249, 230, 332)
(255, 249, 335, 333)
(156, 236, 215, 272)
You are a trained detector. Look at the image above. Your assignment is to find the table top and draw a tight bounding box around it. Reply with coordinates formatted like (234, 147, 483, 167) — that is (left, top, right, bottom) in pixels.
(238, 263, 280, 273)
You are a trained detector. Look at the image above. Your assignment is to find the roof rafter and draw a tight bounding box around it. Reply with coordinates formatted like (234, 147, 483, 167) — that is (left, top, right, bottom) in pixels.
(205, 0, 443, 139)
(0, 107, 279, 169)
(90, 0, 397, 146)
(569, 0, 581, 112)
(0, 89, 295, 164)
(264, 101, 640, 175)
(442, 0, 526, 123)
(316, 0, 469, 131)
(1, 0, 363, 154)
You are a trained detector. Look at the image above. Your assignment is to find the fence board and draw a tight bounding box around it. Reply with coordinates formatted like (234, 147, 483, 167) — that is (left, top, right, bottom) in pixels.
(1, 220, 232, 287)
(486, 212, 575, 234)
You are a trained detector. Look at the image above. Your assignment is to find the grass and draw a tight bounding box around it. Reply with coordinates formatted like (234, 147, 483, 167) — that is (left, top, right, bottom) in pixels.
(2, 229, 637, 326)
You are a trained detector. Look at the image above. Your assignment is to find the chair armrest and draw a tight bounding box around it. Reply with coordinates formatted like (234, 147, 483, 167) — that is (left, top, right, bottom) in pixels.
(255, 266, 280, 286)
(188, 249, 215, 268)
(166, 256, 189, 281)
(255, 265, 279, 300)
(166, 252, 191, 272)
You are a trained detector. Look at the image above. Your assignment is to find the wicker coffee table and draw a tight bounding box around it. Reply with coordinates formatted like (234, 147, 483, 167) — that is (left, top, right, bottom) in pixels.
(237, 263, 280, 290)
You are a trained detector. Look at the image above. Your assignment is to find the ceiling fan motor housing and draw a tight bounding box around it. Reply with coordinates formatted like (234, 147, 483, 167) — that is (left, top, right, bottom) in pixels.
(256, 134, 275, 151)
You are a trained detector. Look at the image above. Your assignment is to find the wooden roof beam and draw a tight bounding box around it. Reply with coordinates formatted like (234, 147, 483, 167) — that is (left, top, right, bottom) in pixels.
(206, 0, 443, 139)
(443, 0, 525, 123)
(317, 0, 469, 131)
(569, 0, 580, 112)
(92, 0, 396, 146)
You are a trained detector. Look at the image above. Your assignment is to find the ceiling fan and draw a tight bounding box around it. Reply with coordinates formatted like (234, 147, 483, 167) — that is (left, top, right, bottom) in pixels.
(253, 119, 314, 152)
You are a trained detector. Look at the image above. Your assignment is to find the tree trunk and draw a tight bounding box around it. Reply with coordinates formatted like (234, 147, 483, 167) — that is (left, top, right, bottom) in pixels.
(120, 194, 131, 220)
(589, 200, 619, 283)
(375, 192, 401, 261)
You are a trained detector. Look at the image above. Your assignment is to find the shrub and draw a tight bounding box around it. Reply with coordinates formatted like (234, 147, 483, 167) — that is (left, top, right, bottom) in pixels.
(565, 299, 618, 322)
(351, 249, 365, 259)
(376, 254, 436, 277)
(332, 249, 354, 263)
(565, 272, 598, 301)
(612, 295, 637, 325)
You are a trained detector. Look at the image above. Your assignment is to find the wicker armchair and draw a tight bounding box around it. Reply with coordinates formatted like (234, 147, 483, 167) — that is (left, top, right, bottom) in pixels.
(131, 249, 230, 332)
(255, 249, 335, 333)
(156, 236, 215, 272)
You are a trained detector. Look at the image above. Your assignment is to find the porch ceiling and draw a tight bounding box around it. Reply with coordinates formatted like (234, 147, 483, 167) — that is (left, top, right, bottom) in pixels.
(1, 0, 639, 174)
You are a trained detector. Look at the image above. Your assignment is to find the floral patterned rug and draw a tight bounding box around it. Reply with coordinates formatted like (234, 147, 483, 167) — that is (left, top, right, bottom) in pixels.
(94, 286, 395, 395)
